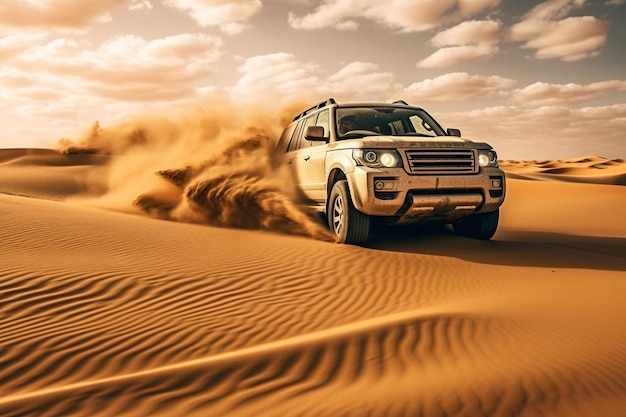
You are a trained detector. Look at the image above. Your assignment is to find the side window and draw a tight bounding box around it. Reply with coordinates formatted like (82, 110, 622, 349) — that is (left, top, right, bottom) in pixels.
(278, 123, 298, 153)
(287, 120, 305, 152)
(298, 115, 318, 149)
(316, 110, 329, 138)
(287, 119, 305, 152)
(287, 111, 330, 151)
(302, 110, 329, 147)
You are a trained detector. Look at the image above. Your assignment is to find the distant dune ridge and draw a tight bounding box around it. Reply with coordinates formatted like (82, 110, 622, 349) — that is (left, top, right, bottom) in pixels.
(1, 124, 626, 417)
(500, 156, 626, 186)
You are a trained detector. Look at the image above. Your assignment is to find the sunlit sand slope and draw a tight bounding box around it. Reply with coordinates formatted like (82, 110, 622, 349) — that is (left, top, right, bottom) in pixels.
(0, 148, 110, 200)
(1, 149, 625, 417)
(500, 156, 626, 185)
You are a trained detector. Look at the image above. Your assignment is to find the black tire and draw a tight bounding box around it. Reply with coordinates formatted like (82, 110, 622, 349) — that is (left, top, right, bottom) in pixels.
(327, 180, 370, 244)
(453, 209, 500, 240)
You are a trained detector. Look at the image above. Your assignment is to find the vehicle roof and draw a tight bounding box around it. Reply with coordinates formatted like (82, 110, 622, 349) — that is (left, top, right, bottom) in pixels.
(335, 102, 424, 109)
(336, 100, 406, 106)
(291, 98, 424, 122)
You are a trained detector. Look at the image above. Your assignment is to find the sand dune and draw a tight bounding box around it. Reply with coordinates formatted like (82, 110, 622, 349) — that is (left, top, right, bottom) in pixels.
(0, 148, 110, 201)
(1, 149, 625, 417)
(499, 156, 626, 185)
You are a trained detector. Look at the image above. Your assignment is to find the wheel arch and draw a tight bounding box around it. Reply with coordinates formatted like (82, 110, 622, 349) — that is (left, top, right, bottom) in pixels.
(326, 168, 347, 200)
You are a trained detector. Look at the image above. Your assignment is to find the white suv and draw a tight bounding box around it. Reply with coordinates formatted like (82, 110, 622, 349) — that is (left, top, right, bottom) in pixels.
(277, 99, 506, 244)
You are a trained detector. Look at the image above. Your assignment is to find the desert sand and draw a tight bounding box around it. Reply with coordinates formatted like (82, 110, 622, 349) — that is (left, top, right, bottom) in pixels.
(1, 148, 625, 417)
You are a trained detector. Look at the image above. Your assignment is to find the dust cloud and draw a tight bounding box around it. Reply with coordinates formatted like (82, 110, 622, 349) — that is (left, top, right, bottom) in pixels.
(59, 103, 335, 242)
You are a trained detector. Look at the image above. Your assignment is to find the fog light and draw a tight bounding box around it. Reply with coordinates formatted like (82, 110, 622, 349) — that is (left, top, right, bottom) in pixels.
(491, 179, 502, 188)
(374, 180, 398, 191)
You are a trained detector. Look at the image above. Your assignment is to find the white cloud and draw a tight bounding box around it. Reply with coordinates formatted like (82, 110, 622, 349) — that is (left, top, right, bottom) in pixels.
(129, 0, 153, 10)
(523, 0, 586, 20)
(456, 0, 502, 16)
(510, 16, 609, 61)
(0, 67, 105, 142)
(163, 0, 262, 33)
(419, 20, 501, 67)
(288, 0, 501, 32)
(511, 80, 626, 105)
(438, 104, 626, 159)
(0, 0, 127, 29)
(230, 53, 322, 102)
(429, 20, 501, 46)
(0, 70, 29, 90)
(228, 55, 402, 104)
(509, 0, 610, 61)
(7, 33, 223, 102)
(0, 34, 49, 61)
(0, 32, 225, 147)
(418, 44, 499, 67)
(327, 62, 401, 100)
(218, 22, 248, 35)
(403, 72, 515, 102)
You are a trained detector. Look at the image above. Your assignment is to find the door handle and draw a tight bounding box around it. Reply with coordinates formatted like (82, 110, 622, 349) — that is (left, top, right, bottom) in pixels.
(304, 155, 310, 161)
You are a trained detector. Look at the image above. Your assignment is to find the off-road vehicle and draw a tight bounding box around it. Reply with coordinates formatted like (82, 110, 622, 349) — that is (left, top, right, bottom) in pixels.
(277, 98, 506, 244)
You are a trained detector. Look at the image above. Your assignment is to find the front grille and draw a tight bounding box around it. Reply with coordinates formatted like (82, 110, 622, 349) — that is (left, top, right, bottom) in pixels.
(404, 149, 477, 174)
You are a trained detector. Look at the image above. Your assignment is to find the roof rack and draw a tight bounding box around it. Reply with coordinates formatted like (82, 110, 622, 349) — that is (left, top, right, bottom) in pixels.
(293, 98, 336, 122)
(392, 100, 409, 105)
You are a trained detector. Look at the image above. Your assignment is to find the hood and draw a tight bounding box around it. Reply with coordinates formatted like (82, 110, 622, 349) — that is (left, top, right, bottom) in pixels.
(328, 135, 493, 150)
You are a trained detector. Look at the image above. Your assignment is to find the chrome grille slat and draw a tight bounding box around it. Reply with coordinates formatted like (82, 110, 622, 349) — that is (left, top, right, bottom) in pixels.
(405, 149, 476, 174)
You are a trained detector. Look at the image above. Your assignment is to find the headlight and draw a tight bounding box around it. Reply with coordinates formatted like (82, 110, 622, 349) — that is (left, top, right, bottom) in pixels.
(478, 150, 498, 167)
(353, 149, 402, 168)
(379, 152, 398, 168)
(364, 151, 377, 164)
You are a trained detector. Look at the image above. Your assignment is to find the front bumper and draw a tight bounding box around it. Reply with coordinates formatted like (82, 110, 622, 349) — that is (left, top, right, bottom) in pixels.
(346, 166, 505, 220)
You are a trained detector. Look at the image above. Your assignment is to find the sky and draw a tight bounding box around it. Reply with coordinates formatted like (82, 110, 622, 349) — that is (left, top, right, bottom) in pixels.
(0, 0, 625, 159)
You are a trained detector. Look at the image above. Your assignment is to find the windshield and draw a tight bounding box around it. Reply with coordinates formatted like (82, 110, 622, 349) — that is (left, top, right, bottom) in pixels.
(336, 106, 446, 139)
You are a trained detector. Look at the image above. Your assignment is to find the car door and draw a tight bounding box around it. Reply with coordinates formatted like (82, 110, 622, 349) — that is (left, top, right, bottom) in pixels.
(292, 111, 328, 204)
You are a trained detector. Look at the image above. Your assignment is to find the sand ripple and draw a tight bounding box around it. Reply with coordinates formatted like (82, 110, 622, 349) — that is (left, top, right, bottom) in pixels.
(2, 150, 626, 416)
(2, 307, 625, 416)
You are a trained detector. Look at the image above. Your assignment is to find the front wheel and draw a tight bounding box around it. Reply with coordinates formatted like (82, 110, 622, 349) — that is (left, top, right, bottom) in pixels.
(328, 180, 370, 244)
(453, 209, 500, 240)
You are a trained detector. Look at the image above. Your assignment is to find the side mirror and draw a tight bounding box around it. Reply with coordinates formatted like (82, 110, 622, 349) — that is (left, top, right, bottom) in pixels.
(447, 128, 461, 137)
(305, 126, 328, 142)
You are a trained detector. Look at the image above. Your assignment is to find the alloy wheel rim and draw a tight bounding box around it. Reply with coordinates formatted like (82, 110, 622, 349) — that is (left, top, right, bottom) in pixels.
(333, 196, 344, 235)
